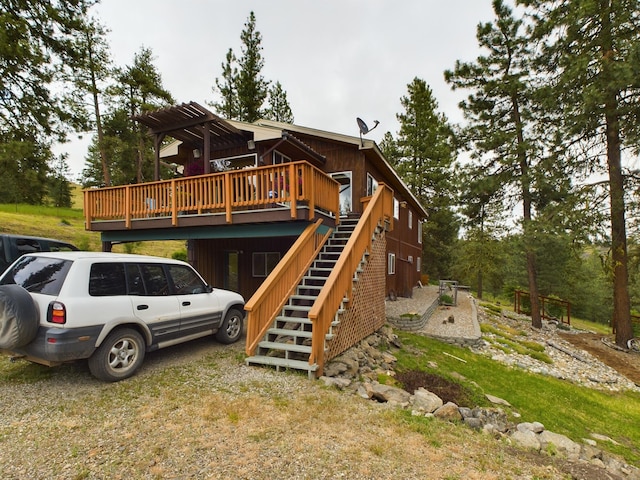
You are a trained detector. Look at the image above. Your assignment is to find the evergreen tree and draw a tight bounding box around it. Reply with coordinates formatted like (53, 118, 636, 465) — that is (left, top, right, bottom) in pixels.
(445, 0, 550, 328)
(210, 49, 239, 120)
(518, 0, 640, 346)
(0, 0, 94, 142)
(393, 77, 458, 279)
(113, 47, 173, 183)
(72, 16, 114, 186)
(209, 12, 293, 123)
(47, 154, 73, 208)
(265, 81, 294, 123)
(236, 11, 269, 122)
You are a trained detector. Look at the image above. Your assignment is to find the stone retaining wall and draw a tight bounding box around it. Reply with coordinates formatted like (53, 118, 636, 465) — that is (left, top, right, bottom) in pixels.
(387, 296, 439, 331)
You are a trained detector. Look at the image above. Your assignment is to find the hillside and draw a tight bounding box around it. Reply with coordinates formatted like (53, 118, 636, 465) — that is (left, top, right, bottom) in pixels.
(0, 203, 184, 258)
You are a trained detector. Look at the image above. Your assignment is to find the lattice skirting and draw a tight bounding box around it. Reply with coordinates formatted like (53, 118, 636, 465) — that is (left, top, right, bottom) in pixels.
(325, 231, 387, 362)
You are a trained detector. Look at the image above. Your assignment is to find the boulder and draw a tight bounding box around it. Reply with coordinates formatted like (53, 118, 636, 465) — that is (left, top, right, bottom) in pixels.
(412, 388, 444, 413)
(433, 402, 462, 421)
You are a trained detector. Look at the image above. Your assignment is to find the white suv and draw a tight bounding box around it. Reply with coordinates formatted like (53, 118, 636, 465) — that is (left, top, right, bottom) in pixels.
(0, 252, 245, 381)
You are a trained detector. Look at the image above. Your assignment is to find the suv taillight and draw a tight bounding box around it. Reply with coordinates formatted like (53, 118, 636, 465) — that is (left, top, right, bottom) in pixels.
(47, 301, 66, 324)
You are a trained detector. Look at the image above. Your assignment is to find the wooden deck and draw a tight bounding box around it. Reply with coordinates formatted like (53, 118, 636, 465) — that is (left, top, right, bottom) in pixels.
(84, 161, 340, 231)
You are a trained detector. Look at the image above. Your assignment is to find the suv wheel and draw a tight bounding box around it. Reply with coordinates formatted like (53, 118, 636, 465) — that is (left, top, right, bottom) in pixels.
(215, 308, 243, 344)
(88, 328, 146, 382)
(0, 285, 39, 349)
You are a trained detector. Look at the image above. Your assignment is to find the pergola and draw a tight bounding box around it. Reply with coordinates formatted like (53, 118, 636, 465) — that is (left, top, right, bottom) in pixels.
(134, 101, 253, 180)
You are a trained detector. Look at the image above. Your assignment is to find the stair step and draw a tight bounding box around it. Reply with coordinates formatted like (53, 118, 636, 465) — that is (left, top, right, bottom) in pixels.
(290, 294, 317, 302)
(275, 315, 312, 325)
(245, 355, 318, 372)
(267, 327, 313, 338)
(284, 304, 312, 312)
(258, 341, 312, 354)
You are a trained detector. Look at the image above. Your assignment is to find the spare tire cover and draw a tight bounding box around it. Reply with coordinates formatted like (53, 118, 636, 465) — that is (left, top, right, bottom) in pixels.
(0, 284, 39, 349)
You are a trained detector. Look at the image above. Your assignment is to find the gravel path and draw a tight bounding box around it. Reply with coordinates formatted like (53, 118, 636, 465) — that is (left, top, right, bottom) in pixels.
(385, 285, 480, 340)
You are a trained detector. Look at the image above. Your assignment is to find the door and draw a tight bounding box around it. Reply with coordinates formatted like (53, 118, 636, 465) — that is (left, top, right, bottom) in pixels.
(223, 251, 239, 292)
(126, 263, 182, 344)
(166, 263, 222, 337)
(330, 171, 352, 217)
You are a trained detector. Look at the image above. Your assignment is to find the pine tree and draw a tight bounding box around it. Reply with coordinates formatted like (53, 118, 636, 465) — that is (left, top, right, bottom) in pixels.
(72, 17, 114, 186)
(236, 11, 269, 122)
(115, 47, 174, 183)
(393, 77, 458, 280)
(210, 49, 239, 120)
(265, 81, 294, 123)
(445, 0, 548, 328)
(518, 0, 640, 346)
(209, 12, 293, 123)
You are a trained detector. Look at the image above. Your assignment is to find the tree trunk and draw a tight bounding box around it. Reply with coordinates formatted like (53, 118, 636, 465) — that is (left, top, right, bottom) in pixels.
(513, 93, 542, 328)
(600, 0, 632, 347)
(607, 112, 632, 346)
(86, 31, 110, 187)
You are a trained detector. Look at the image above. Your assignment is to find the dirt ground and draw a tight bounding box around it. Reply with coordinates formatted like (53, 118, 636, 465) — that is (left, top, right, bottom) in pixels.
(558, 332, 640, 386)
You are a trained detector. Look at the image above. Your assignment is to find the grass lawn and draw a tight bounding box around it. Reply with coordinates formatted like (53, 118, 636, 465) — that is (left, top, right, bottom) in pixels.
(395, 331, 640, 465)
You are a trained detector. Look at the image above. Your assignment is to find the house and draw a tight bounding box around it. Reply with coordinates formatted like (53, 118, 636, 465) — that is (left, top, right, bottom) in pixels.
(84, 102, 427, 377)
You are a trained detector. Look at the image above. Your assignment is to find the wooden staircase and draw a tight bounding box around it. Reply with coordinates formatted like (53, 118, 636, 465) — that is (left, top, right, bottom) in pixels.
(245, 217, 362, 377)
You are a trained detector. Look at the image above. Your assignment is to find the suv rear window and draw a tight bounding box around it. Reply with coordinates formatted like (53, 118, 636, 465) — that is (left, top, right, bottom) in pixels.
(0, 256, 72, 295)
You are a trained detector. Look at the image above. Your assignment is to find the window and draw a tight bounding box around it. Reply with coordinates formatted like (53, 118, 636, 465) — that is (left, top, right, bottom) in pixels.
(167, 264, 207, 295)
(408, 210, 413, 229)
(3, 256, 72, 296)
(418, 221, 423, 244)
(388, 253, 396, 275)
(210, 153, 257, 171)
(90, 263, 127, 296)
(393, 198, 399, 219)
(139, 264, 170, 296)
(16, 238, 41, 255)
(366, 173, 378, 197)
(253, 252, 281, 277)
(273, 151, 291, 165)
(408, 255, 413, 264)
(417, 257, 421, 272)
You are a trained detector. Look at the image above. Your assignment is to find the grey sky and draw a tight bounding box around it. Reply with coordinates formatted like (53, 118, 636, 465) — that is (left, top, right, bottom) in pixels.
(59, 1, 498, 178)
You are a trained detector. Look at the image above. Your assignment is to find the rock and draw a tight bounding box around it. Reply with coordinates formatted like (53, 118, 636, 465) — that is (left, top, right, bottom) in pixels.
(538, 430, 582, 461)
(412, 388, 443, 413)
(590, 433, 620, 445)
(485, 393, 511, 406)
(511, 429, 541, 450)
(464, 417, 483, 430)
(318, 376, 351, 389)
(370, 383, 411, 406)
(433, 402, 462, 421)
(517, 421, 545, 434)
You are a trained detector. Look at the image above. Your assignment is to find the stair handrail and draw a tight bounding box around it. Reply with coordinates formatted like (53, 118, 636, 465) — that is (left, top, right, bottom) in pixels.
(307, 183, 394, 374)
(245, 218, 333, 356)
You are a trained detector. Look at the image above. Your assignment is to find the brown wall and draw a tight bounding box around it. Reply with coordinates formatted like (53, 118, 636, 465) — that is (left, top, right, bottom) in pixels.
(192, 236, 296, 301)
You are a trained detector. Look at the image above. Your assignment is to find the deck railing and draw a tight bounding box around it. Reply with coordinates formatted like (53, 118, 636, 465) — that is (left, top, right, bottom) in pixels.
(307, 183, 394, 375)
(83, 161, 340, 229)
(244, 219, 333, 356)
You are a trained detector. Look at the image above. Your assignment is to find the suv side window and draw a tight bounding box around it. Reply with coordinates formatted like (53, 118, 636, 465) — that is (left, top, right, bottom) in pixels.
(89, 263, 126, 296)
(167, 264, 207, 295)
(125, 264, 145, 296)
(139, 264, 170, 296)
(16, 238, 41, 255)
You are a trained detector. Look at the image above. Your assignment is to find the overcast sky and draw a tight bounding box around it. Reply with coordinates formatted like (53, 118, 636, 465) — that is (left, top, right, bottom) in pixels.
(58, 1, 499, 178)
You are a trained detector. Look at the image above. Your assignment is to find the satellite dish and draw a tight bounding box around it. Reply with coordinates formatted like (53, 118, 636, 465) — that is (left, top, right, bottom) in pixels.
(356, 117, 380, 146)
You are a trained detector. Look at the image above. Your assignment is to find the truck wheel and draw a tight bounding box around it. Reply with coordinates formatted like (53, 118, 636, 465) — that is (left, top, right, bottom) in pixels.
(0, 285, 39, 349)
(88, 328, 145, 382)
(215, 308, 243, 344)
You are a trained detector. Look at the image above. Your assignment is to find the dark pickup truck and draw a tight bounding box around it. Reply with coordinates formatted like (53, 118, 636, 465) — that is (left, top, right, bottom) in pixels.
(0, 234, 79, 273)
